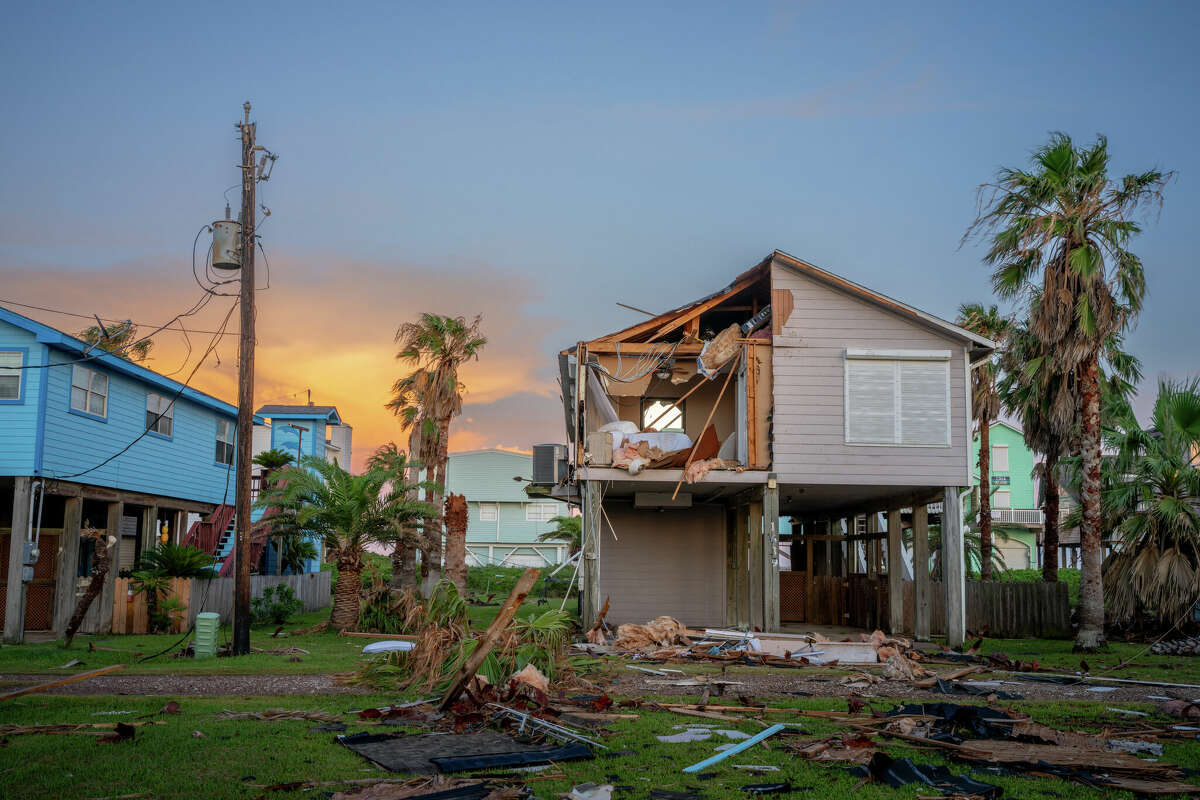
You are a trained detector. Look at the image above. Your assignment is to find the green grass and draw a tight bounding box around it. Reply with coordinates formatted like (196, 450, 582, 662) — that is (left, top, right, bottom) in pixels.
(3, 692, 1195, 799)
(974, 635, 1200, 683)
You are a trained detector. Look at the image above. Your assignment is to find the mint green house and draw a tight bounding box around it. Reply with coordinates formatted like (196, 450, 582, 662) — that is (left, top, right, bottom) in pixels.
(971, 420, 1043, 569)
(444, 449, 570, 567)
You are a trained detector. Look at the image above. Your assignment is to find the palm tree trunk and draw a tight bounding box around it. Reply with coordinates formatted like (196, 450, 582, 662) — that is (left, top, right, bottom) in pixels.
(1042, 450, 1060, 583)
(1076, 356, 1105, 650)
(444, 492, 469, 594)
(391, 430, 424, 591)
(979, 419, 993, 580)
(420, 417, 451, 596)
(64, 532, 110, 647)
(331, 555, 363, 630)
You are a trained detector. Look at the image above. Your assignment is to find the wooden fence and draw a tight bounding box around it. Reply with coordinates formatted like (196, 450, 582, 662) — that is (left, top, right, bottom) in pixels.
(780, 570, 1071, 638)
(110, 572, 331, 634)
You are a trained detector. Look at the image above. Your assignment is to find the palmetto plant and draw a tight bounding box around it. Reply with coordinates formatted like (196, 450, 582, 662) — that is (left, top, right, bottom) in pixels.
(536, 515, 582, 556)
(957, 303, 1012, 580)
(968, 132, 1171, 649)
(387, 313, 487, 594)
(253, 448, 296, 471)
(367, 443, 435, 590)
(1090, 380, 1200, 628)
(256, 456, 435, 628)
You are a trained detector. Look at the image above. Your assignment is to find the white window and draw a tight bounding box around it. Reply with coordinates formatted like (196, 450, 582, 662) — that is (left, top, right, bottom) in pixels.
(991, 444, 1009, 472)
(993, 489, 1011, 508)
(0, 351, 22, 400)
(479, 502, 498, 522)
(844, 350, 950, 446)
(215, 419, 235, 465)
(71, 365, 108, 418)
(146, 392, 174, 437)
(525, 503, 557, 523)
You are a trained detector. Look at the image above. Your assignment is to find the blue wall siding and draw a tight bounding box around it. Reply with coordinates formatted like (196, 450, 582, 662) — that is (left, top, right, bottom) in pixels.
(0, 325, 43, 475)
(270, 419, 326, 462)
(39, 346, 239, 504)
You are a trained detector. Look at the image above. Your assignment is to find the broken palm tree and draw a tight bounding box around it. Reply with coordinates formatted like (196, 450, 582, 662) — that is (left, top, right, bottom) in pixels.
(63, 525, 112, 647)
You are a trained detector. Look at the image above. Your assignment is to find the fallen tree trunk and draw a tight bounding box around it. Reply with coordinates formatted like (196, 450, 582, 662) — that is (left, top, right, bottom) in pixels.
(64, 529, 112, 647)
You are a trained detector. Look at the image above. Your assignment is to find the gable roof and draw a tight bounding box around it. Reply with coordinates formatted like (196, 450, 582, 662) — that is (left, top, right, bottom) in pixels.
(0, 305, 261, 422)
(255, 404, 343, 424)
(770, 251, 997, 353)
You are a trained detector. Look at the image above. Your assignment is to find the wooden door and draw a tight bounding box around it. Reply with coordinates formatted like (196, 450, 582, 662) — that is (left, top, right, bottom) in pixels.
(23, 533, 58, 630)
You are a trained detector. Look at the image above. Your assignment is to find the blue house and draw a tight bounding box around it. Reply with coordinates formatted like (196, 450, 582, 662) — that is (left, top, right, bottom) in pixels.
(445, 449, 570, 567)
(0, 306, 262, 641)
(252, 403, 351, 574)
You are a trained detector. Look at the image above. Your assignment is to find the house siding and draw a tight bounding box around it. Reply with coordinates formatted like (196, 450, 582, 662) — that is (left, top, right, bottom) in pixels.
(38, 345, 238, 504)
(0, 325, 43, 475)
(770, 262, 971, 485)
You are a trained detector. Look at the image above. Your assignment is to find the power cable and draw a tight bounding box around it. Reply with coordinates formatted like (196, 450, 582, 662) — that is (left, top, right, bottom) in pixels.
(0, 298, 240, 337)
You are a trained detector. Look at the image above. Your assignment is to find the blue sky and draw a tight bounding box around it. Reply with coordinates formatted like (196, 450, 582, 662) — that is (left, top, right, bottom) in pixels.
(1, 2, 1196, 460)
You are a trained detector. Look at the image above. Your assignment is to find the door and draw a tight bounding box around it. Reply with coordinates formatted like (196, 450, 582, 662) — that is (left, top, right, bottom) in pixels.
(23, 533, 58, 630)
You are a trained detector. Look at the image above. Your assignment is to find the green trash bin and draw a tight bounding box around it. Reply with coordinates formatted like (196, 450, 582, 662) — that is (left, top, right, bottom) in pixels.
(194, 612, 220, 659)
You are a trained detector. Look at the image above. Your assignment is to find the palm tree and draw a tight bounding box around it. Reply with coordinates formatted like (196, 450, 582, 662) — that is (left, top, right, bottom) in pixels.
(256, 457, 432, 628)
(77, 320, 152, 362)
(968, 133, 1171, 649)
(957, 303, 1012, 580)
(367, 442, 433, 589)
(253, 448, 296, 472)
(1086, 379, 1200, 629)
(537, 515, 582, 556)
(388, 314, 487, 594)
(253, 448, 296, 575)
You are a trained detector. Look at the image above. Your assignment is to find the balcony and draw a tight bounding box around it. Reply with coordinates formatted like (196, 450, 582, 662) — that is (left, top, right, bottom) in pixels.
(991, 507, 1044, 525)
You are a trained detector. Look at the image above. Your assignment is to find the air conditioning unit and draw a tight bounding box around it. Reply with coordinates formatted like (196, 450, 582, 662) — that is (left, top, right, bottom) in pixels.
(532, 443, 567, 485)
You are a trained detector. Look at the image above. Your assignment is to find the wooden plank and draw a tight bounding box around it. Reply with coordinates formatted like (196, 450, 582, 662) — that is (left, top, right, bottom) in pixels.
(746, 343, 757, 466)
(805, 531, 815, 623)
(0, 664, 126, 701)
(748, 500, 763, 630)
(762, 479, 780, 632)
(53, 497, 83, 635)
(886, 509, 903, 634)
(439, 568, 539, 711)
(584, 342, 705, 355)
(771, 288, 794, 335)
(648, 273, 762, 342)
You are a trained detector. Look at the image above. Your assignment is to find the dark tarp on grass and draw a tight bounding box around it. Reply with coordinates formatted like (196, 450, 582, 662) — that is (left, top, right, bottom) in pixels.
(337, 730, 591, 775)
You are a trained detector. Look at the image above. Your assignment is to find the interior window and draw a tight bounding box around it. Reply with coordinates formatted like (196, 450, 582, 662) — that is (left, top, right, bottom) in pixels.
(642, 398, 684, 432)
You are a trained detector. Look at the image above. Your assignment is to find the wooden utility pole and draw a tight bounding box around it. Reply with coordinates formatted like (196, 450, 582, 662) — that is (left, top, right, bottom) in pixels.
(232, 101, 257, 656)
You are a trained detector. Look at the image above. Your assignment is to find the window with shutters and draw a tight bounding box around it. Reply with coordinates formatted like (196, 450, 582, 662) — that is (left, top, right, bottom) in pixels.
(479, 502, 498, 522)
(525, 503, 557, 522)
(993, 489, 1011, 508)
(844, 349, 951, 446)
(991, 444, 1009, 472)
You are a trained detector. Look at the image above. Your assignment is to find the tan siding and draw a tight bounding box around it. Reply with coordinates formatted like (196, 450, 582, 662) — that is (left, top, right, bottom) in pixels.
(770, 263, 970, 486)
(599, 503, 726, 626)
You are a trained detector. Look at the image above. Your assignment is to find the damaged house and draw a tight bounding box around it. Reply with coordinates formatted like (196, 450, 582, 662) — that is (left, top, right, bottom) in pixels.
(554, 250, 996, 646)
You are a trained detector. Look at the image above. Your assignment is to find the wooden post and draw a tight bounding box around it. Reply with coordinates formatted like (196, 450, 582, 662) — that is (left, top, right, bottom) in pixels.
(748, 499, 764, 630)
(887, 508, 903, 635)
(4, 477, 33, 643)
(439, 568, 539, 710)
(142, 505, 159, 554)
(581, 481, 602, 627)
(804, 524, 815, 624)
(912, 504, 931, 641)
(943, 487, 966, 647)
(53, 497, 83, 635)
(762, 476, 780, 632)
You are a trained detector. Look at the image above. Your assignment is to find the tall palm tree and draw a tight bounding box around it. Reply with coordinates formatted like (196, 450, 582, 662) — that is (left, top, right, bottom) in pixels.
(367, 442, 433, 590)
(256, 457, 431, 628)
(388, 314, 487, 594)
(1092, 379, 1200, 629)
(968, 133, 1171, 649)
(957, 303, 1012, 580)
(385, 369, 439, 590)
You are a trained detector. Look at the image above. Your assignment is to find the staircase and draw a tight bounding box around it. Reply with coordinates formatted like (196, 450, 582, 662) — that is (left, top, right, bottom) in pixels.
(186, 503, 278, 578)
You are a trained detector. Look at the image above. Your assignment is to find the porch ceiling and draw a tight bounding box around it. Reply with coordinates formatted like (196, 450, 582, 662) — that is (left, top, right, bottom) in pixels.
(778, 482, 945, 516)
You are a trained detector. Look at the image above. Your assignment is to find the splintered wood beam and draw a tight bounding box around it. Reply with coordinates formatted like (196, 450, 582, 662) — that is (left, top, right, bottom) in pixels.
(439, 568, 540, 711)
(671, 349, 742, 500)
(647, 275, 760, 343)
(584, 342, 704, 355)
(0, 664, 127, 701)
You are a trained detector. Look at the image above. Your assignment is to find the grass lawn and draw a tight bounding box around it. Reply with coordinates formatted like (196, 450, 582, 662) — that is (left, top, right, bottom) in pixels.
(3, 691, 1198, 799)
(0, 598, 579, 677)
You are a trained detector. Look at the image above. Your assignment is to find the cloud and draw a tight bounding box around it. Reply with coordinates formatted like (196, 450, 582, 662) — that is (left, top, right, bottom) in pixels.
(0, 251, 568, 472)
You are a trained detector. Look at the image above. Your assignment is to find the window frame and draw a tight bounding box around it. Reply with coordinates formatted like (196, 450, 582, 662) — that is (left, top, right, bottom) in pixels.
(215, 418, 236, 466)
(0, 348, 26, 404)
(69, 364, 109, 421)
(641, 397, 685, 433)
(145, 391, 175, 439)
(525, 502, 558, 523)
(478, 502, 499, 522)
(993, 488, 1012, 509)
(843, 349, 952, 447)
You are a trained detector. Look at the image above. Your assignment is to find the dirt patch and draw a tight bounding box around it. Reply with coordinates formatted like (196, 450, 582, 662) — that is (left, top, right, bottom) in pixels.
(0, 673, 369, 696)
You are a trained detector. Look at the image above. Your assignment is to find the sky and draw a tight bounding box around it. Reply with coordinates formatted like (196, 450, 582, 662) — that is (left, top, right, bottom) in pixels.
(1, 1, 1197, 472)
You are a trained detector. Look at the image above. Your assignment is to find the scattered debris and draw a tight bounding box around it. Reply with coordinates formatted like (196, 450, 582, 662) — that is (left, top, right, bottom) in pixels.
(1151, 636, 1200, 656)
(0, 663, 126, 701)
(567, 783, 613, 800)
(683, 724, 787, 773)
(363, 641, 416, 655)
(339, 730, 592, 775)
(216, 708, 340, 723)
(511, 664, 549, 695)
(53, 659, 84, 670)
(860, 753, 1000, 799)
(614, 617, 688, 651)
(738, 782, 789, 795)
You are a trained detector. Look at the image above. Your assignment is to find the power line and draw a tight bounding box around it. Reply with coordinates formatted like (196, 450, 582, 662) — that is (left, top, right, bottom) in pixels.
(0, 298, 241, 337)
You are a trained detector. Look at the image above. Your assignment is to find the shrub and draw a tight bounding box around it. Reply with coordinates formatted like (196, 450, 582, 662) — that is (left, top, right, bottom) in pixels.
(252, 584, 303, 625)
